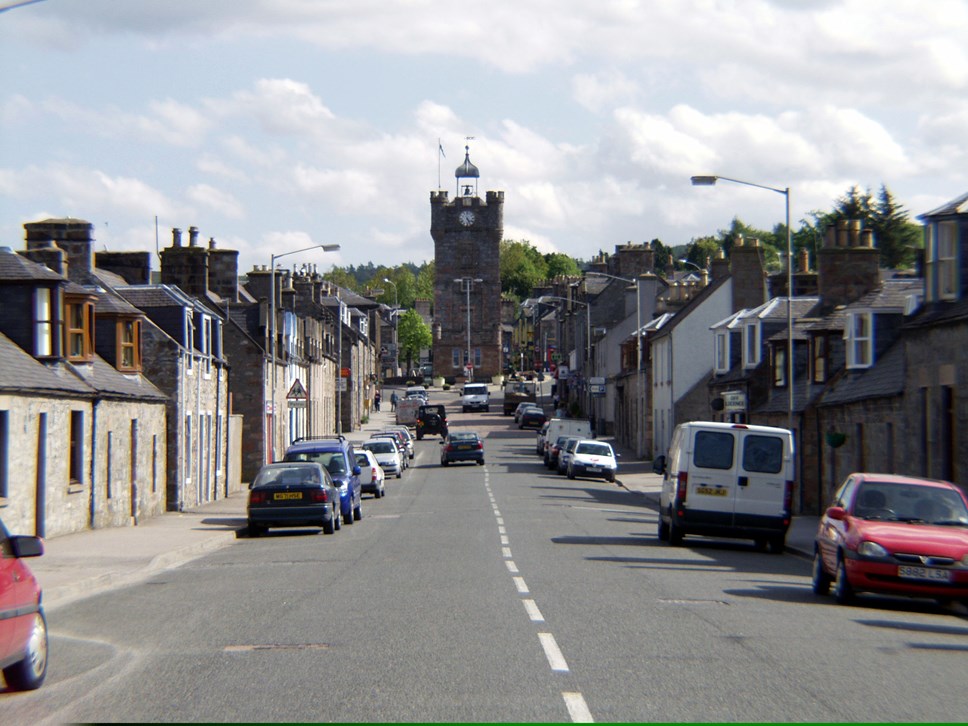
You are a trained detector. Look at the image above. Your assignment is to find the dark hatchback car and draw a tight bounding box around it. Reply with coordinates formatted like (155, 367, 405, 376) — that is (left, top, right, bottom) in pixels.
(247, 462, 342, 536)
(440, 431, 485, 466)
(518, 407, 547, 430)
(284, 435, 363, 525)
(0, 516, 47, 691)
(416, 404, 448, 440)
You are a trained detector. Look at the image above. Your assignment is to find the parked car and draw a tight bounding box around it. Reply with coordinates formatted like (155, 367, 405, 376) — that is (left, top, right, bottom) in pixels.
(536, 421, 551, 456)
(0, 516, 47, 691)
(519, 407, 547, 430)
(283, 435, 363, 526)
(567, 440, 619, 482)
(542, 418, 593, 466)
(369, 432, 409, 469)
(416, 404, 448, 440)
(653, 421, 794, 553)
(362, 438, 404, 479)
(355, 450, 386, 499)
(247, 462, 342, 536)
(546, 435, 570, 471)
(384, 425, 415, 460)
(557, 437, 581, 474)
(513, 401, 539, 423)
(440, 431, 485, 466)
(812, 472, 968, 606)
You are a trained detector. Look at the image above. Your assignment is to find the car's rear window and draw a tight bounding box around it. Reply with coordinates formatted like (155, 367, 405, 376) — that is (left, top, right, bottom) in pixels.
(285, 450, 346, 475)
(364, 441, 394, 453)
(254, 465, 319, 487)
(741, 435, 784, 474)
(693, 431, 734, 470)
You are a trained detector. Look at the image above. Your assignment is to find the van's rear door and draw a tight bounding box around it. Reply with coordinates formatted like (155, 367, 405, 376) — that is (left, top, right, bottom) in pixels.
(686, 428, 737, 526)
(732, 430, 790, 529)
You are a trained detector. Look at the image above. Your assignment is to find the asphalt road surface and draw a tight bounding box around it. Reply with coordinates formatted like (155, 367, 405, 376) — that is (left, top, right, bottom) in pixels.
(3, 404, 967, 722)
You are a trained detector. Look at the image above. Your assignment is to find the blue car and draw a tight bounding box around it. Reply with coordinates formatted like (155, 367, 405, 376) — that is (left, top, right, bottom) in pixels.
(283, 435, 363, 526)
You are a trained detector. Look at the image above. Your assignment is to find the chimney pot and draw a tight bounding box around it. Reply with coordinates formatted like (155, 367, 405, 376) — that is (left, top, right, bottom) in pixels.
(172, 228, 182, 247)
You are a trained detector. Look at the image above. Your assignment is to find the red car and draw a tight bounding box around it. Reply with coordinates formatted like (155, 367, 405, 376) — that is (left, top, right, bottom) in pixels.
(813, 473, 968, 606)
(0, 517, 48, 690)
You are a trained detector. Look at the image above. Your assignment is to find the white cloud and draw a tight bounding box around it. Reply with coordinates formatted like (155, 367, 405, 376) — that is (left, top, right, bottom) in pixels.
(187, 184, 245, 219)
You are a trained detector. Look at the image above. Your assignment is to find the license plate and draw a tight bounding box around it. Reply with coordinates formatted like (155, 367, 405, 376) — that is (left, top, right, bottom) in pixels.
(456, 444, 471, 450)
(586, 466, 600, 473)
(274, 492, 302, 501)
(696, 486, 729, 497)
(898, 565, 951, 582)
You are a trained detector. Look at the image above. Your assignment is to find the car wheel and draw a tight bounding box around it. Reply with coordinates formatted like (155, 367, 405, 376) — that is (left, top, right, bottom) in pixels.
(343, 507, 354, 525)
(768, 537, 785, 555)
(485, 406, 489, 412)
(441, 459, 449, 466)
(322, 516, 335, 535)
(657, 517, 670, 542)
(397, 470, 403, 479)
(248, 521, 266, 537)
(812, 550, 831, 595)
(334, 509, 342, 530)
(605, 471, 615, 483)
(477, 460, 484, 465)
(834, 557, 854, 604)
(567, 466, 576, 480)
(417, 433, 423, 440)
(353, 501, 363, 521)
(1, 610, 48, 691)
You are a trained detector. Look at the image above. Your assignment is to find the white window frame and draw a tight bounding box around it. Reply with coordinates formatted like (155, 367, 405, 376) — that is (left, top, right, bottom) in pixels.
(844, 311, 873, 369)
(938, 221, 959, 301)
(184, 308, 195, 375)
(742, 321, 760, 368)
(35, 287, 54, 357)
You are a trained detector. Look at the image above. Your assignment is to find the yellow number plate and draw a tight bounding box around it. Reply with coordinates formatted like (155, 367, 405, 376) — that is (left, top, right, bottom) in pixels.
(274, 492, 303, 500)
(696, 486, 729, 497)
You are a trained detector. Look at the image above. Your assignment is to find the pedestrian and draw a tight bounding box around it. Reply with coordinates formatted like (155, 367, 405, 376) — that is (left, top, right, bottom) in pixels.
(390, 392, 398, 411)
(374, 391, 381, 412)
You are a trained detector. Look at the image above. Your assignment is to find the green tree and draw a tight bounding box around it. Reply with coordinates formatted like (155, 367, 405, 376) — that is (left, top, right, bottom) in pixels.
(323, 267, 360, 292)
(397, 309, 432, 373)
(544, 252, 581, 279)
(415, 261, 435, 301)
(500, 239, 547, 301)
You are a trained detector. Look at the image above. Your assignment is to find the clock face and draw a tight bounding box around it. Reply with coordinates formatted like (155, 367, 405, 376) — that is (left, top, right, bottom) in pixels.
(459, 210, 475, 227)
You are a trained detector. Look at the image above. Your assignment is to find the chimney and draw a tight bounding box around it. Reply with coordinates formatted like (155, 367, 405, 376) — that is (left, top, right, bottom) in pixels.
(188, 226, 200, 246)
(208, 238, 240, 303)
(19, 236, 68, 276)
(817, 219, 880, 311)
(729, 237, 767, 312)
(160, 224, 210, 297)
(172, 228, 182, 247)
(23, 218, 95, 282)
(710, 248, 730, 282)
(95, 251, 152, 284)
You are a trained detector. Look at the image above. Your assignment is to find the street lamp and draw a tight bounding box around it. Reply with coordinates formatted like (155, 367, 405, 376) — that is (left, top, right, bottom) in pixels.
(588, 271, 645, 457)
(269, 243, 340, 460)
(455, 277, 483, 380)
(677, 258, 704, 272)
(382, 277, 398, 307)
(690, 174, 794, 439)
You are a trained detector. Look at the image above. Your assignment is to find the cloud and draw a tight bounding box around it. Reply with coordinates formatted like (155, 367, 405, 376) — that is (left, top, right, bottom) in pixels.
(186, 183, 245, 219)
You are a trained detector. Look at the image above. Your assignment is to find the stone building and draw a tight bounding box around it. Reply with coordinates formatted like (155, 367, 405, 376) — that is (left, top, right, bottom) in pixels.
(430, 147, 504, 381)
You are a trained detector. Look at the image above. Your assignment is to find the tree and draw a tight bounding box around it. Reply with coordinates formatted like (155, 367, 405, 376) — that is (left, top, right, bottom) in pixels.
(544, 252, 580, 279)
(500, 240, 547, 301)
(397, 309, 432, 373)
(415, 261, 435, 301)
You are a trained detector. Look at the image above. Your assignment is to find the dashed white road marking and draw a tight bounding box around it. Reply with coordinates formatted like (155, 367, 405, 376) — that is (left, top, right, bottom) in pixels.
(498, 525, 506, 534)
(496, 517, 504, 525)
(500, 535, 510, 545)
(538, 632, 569, 672)
(501, 547, 513, 558)
(522, 598, 544, 622)
(505, 560, 519, 574)
(512, 576, 529, 594)
(562, 692, 594, 722)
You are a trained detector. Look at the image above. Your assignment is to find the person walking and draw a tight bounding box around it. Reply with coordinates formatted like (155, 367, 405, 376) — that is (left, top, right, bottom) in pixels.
(374, 390, 381, 412)
(390, 391, 398, 411)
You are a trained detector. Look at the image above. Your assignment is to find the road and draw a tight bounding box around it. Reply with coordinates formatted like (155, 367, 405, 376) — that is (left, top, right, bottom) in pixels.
(3, 401, 967, 722)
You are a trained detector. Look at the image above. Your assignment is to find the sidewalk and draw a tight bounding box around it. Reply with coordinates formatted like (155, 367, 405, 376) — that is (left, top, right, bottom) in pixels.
(28, 389, 816, 613)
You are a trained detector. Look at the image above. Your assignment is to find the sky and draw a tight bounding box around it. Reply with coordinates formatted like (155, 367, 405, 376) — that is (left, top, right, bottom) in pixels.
(1, 0, 966, 277)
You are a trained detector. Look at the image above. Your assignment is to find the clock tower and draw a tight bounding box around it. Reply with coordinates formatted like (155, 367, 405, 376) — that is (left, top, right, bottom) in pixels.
(430, 146, 504, 380)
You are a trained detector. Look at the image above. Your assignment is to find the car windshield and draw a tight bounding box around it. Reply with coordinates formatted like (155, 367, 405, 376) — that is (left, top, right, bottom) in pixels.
(449, 433, 479, 443)
(364, 441, 394, 454)
(285, 450, 345, 475)
(576, 442, 613, 457)
(254, 465, 319, 487)
(852, 482, 968, 524)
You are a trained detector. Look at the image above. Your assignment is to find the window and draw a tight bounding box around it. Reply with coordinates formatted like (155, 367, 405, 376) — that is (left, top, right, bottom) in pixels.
(742, 435, 784, 474)
(106, 431, 114, 499)
(812, 335, 827, 383)
(66, 300, 93, 361)
(473, 348, 482, 367)
(693, 431, 734, 470)
(118, 319, 141, 371)
(743, 322, 760, 368)
(185, 309, 195, 374)
(845, 312, 873, 368)
(714, 331, 729, 373)
(35, 287, 55, 357)
(70, 410, 84, 484)
(0, 410, 8, 498)
(773, 345, 787, 388)
(452, 348, 461, 368)
(938, 221, 959, 300)
(202, 315, 212, 376)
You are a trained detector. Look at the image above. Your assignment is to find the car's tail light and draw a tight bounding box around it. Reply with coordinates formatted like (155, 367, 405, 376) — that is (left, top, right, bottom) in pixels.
(311, 490, 329, 503)
(783, 479, 794, 524)
(475, 442, 483, 450)
(675, 471, 688, 515)
(249, 490, 266, 505)
(371, 467, 378, 479)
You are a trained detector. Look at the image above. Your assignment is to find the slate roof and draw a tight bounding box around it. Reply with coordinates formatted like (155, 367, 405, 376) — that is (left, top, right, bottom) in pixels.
(0, 247, 64, 282)
(817, 338, 906, 407)
(919, 190, 968, 219)
(806, 278, 922, 333)
(67, 357, 168, 402)
(0, 332, 93, 397)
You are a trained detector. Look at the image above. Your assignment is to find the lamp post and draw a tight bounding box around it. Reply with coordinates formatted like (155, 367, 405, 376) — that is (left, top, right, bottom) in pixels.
(382, 277, 398, 307)
(588, 271, 644, 457)
(690, 174, 794, 438)
(269, 243, 340, 461)
(677, 258, 704, 273)
(455, 277, 483, 380)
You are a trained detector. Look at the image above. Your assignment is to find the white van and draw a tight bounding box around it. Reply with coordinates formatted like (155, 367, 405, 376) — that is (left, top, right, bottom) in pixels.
(461, 383, 490, 412)
(653, 421, 794, 553)
(542, 418, 593, 467)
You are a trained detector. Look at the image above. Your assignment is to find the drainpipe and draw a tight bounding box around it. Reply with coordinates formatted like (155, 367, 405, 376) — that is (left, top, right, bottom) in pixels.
(89, 399, 100, 527)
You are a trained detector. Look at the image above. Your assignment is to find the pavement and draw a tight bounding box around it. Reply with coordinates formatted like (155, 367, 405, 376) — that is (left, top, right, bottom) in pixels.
(28, 385, 819, 613)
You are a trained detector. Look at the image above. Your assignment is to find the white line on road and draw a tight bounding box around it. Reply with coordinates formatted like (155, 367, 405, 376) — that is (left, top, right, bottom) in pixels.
(562, 692, 594, 722)
(522, 598, 544, 622)
(496, 517, 504, 525)
(498, 525, 506, 534)
(538, 632, 569, 672)
(501, 547, 512, 558)
(512, 576, 529, 594)
(505, 560, 519, 574)
(500, 535, 509, 545)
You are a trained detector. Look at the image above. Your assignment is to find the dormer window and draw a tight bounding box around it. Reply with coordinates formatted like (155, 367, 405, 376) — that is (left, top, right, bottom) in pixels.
(118, 318, 142, 372)
(65, 298, 94, 362)
(938, 221, 959, 301)
(812, 335, 828, 383)
(743, 321, 760, 368)
(35, 287, 56, 357)
(773, 345, 787, 387)
(845, 312, 873, 369)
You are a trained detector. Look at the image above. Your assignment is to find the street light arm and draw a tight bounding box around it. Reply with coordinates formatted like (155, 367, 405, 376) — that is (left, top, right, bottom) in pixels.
(691, 175, 787, 197)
